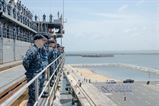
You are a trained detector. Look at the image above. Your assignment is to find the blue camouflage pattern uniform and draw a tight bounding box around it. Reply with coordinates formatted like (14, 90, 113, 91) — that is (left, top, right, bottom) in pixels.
(39, 44, 49, 93)
(54, 48, 59, 68)
(1, 0, 6, 12)
(23, 44, 42, 106)
(0, 0, 2, 11)
(56, 48, 62, 73)
(48, 48, 56, 86)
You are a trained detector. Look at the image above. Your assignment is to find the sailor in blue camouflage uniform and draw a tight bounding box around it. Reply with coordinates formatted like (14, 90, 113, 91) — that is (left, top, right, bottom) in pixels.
(54, 44, 60, 68)
(55, 44, 62, 74)
(48, 38, 57, 87)
(0, 0, 2, 11)
(23, 34, 47, 106)
(1, 0, 6, 13)
(57, 43, 62, 57)
(39, 34, 50, 94)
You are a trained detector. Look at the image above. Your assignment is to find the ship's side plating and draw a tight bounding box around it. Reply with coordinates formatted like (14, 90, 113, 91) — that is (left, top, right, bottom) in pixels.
(0, 0, 64, 64)
(0, 0, 36, 64)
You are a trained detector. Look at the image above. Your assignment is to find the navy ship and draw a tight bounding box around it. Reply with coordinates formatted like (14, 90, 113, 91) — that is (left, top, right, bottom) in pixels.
(0, 0, 64, 64)
(0, 1, 159, 106)
(0, 0, 65, 106)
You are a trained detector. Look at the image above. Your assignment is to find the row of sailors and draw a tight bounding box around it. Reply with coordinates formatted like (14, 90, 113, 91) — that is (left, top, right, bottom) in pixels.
(22, 33, 64, 106)
(0, 0, 33, 27)
(0, 0, 33, 19)
(1, 24, 33, 42)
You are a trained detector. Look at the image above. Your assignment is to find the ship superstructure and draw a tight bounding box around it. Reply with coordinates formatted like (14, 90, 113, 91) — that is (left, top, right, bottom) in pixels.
(0, 0, 64, 64)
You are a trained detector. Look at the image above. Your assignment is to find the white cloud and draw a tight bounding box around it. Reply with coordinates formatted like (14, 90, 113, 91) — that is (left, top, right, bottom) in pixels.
(136, 0, 145, 6)
(124, 27, 137, 33)
(63, 16, 159, 51)
(93, 13, 132, 19)
(118, 4, 128, 13)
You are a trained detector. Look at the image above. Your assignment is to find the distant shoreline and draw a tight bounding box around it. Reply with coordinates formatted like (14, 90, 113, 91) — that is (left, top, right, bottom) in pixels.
(81, 54, 114, 58)
(65, 53, 159, 57)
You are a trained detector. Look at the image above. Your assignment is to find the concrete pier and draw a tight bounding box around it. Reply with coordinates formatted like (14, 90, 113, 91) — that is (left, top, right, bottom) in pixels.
(64, 65, 117, 106)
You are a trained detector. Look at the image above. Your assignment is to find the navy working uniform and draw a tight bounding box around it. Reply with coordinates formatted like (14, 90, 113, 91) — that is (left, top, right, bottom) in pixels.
(39, 44, 49, 92)
(56, 45, 62, 73)
(2, 0, 6, 13)
(48, 48, 56, 86)
(0, 0, 2, 11)
(23, 44, 42, 106)
(54, 48, 59, 68)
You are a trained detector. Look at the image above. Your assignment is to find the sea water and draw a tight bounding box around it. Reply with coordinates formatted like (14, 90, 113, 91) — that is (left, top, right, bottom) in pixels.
(65, 54, 159, 81)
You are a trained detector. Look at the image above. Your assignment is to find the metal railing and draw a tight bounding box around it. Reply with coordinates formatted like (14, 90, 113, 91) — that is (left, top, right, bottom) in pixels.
(1, 53, 65, 106)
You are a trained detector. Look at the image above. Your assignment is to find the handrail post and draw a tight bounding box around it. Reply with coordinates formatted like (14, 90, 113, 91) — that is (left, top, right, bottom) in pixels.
(48, 75, 51, 106)
(35, 78, 39, 106)
(46, 66, 51, 106)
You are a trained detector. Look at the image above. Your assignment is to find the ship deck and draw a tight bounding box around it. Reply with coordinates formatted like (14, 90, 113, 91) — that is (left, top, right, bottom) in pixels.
(0, 65, 25, 94)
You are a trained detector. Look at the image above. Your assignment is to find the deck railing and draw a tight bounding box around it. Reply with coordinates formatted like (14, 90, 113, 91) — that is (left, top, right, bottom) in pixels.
(1, 53, 65, 106)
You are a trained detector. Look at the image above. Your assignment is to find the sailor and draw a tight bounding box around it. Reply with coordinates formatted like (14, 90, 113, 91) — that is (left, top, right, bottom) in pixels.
(23, 34, 47, 106)
(2, 0, 6, 13)
(20, 14, 22, 22)
(49, 14, 53, 23)
(39, 34, 50, 94)
(55, 44, 62, 73)
(13, 7, 16, 19)
(17, 0, 22, 11)
(43, 14, 46, 21)
(59, 46, 64, 68)
(7, 2, 11, 16)
(55, 44, 60, 65)
(57, 44, 62, 57)
(60, 46, 65, 53)
(0, 0, 2, 11)
(17, 11, 20, 21)
(48, 38, 57, 87)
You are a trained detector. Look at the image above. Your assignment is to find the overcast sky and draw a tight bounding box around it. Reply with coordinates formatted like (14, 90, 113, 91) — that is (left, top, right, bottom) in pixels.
(21, 0, 159, 52)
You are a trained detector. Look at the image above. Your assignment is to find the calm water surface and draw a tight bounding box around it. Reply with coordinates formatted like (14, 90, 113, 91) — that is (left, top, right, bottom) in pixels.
(65, 55, 159, 81)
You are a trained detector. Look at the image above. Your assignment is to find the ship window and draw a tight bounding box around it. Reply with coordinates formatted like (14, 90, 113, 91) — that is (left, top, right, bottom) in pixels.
(3, 24, 7, 38)
(30, 33, 33, 42)
(28, 33, 30, 42)
(10, 26, 13, 39)
(15, 27, 18, 40)
(23, 32, 25, 42)
(30, 34, 33, 43)
(20, 30, 23, 41)
(9, 27, 13, 39)
(19, 32, 21, 41)
(20, 32, 22, 41)
(26, 32, 29, 42)
(0, 23, 2, 38)
(13, 27, 16, 39)
(17, 27, 20, 40)
(24, 31, 26, 42)
(21, 29, 23, 41)
(17, 31, 19, 40)
(6, 25, 10, 38)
